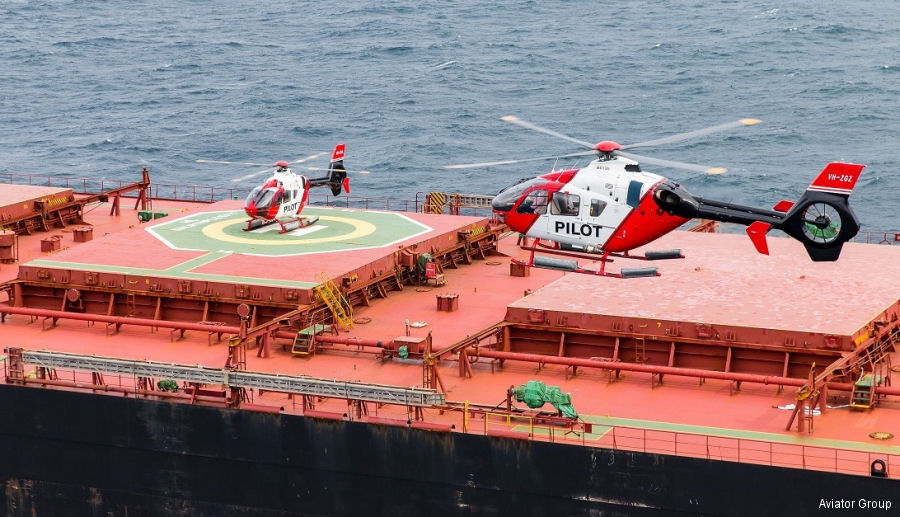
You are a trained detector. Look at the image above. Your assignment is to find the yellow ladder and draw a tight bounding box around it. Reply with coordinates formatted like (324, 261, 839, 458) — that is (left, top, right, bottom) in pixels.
(314, 272, 353, 331)
(850, 373, 881, 410)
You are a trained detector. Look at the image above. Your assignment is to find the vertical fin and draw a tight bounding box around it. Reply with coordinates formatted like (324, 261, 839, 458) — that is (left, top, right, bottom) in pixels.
(806, 162, 864, 195)
(331, 143, 345, 163)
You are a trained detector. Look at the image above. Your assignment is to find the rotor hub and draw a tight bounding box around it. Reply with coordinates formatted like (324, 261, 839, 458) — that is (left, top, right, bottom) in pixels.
(594, 141, 622, 153)
(812, 215, 830, 228)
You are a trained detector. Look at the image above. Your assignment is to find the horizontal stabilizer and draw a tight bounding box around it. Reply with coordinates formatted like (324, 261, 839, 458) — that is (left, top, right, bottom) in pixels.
(746, 221, 771, 255)
(772, 200, 793, 213)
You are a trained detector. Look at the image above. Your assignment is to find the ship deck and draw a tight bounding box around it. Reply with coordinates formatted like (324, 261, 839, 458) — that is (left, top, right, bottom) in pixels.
(508, 231, 900, 350)
(15, 200, 488, 300)
(1, 196, 899, 479)
(0, 183, 72, 214)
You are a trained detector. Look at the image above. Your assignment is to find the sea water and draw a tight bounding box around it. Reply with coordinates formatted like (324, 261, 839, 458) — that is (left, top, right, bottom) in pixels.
(1, 0, 898, 229)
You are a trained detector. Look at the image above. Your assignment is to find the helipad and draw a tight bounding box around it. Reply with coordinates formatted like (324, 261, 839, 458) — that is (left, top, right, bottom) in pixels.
(147, 207, 434, 256)
(19, 201, 491, 302)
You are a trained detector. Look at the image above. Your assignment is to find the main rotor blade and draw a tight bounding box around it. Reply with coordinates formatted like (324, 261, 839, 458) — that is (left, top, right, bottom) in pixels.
(230, 167, 276, 183)
(202, 152, 327, 168)
(501, 115, 596, 149)
(616, 151, 727, 175)
(302, 166, 371, 174)
(443, 151, 597, 170)
(196, 159, 270, 166)
(291, 152, 327, 164)
(228, 153, 329, 183)
(622, 119, 761, 150)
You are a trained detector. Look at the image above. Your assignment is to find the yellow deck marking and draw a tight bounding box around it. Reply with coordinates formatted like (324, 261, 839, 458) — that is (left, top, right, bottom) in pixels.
(201, 215, 377, 246)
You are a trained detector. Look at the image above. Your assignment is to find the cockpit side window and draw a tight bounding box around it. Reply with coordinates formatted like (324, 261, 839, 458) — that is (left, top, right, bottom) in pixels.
(550, 192, 580, 216)
(492, 177, 548, 212)
(516, 189, 549, 214)
(590, 199, 607, 217)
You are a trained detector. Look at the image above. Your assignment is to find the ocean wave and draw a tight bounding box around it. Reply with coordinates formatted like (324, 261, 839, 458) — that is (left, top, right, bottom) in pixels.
(0, 0, 897, 229)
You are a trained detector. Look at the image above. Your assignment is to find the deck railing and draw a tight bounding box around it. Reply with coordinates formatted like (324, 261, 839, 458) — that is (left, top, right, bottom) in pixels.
(854, 229, 900, 245)
(0, 172, 496, 217)
(4, 171, 895, 234)
(474, 411, 900, 480)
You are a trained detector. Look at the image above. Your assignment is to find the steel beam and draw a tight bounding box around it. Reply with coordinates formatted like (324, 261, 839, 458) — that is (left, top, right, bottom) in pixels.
(18, 350, 444, 407)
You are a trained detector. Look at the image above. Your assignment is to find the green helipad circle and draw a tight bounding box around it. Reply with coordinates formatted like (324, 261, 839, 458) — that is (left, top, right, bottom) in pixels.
(147, 207, 433, 256)
(202, 215, 377, 245)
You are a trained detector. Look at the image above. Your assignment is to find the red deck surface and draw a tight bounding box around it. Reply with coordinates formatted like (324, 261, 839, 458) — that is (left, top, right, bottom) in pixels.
(0, 184, 74, 222)
(0, 184, 71, 207)
(186, 202, 487, 284)
(2, 199, 899, 478)
(16, 200, 488, 289)
(509, 231, 900, 342)
(24, 225, 205, 270)
(0, 198, 209, 285)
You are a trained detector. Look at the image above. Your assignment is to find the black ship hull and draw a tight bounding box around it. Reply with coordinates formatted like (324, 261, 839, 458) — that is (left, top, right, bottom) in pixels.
(0, 384, 891, 516)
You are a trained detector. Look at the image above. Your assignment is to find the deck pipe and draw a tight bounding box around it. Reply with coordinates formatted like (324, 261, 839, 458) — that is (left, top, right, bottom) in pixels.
(475, 349, 900, 397)
(311, 334, 386, 348)
(6, 306, 895, 397)
(1, 306, 387, 349)
(0, 306, 242, 334)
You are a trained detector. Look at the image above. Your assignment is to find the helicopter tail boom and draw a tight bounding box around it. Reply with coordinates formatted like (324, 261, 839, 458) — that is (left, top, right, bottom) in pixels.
(740, 163, 864, 261)
(654, 162, 864, 261)
(776, 162, 864, 261)
(309, 143, 350, 196)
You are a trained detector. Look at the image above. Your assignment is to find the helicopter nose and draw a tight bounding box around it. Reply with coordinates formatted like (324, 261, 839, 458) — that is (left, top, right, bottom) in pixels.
(491, 196, 513, 213)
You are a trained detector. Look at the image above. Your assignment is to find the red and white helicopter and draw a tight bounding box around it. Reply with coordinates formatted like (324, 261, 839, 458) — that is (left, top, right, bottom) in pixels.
(240, 144, 350, 233)
(446, 116, 864, 278)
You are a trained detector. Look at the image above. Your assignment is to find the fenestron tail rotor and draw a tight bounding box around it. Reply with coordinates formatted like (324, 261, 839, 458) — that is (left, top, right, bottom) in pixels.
(800, 202, 843, 244)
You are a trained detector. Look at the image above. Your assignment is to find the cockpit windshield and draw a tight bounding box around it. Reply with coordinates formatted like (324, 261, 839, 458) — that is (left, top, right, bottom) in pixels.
(245, 187, 282, 211)
(245, 186, 262, 205)
(491, 177, 548, 212)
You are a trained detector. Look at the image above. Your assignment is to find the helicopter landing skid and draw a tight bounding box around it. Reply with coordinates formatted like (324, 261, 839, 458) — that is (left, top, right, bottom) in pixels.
(523, 240, 684, 263)
(277, 216, 319, 234)
(518, 245, 614, 263)
(512, 256, 660, 279)
(515, 242, 672, 278)
(242, 216, 320, 233)
(243, 218, 277, 232)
